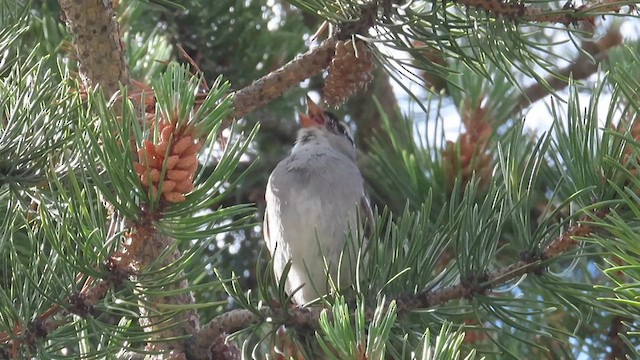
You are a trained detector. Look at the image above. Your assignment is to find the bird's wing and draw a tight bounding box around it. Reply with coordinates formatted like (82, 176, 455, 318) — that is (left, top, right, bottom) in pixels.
(360, 191, 375, 237)
(263, 181, 273, 248)
(263, 208, 271, 244)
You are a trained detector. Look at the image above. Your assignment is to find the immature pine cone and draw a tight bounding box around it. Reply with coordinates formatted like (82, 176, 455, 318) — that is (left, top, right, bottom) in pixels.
(324, 39, 375, 107)
(442, 106, 494, 192)
(133, 122, 201, 203)
(442, 132, 493, 192)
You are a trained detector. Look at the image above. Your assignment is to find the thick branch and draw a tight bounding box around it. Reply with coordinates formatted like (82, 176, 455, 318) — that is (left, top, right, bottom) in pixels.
(455, 0, 625, 25)
(58, 0, 129, 98)
(124, 226, 200, 355)
(186, 307, 321, 359)
(229, 38, 337, 122)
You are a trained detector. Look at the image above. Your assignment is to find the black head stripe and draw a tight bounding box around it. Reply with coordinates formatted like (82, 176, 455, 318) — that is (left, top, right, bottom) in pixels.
(323, 111, 354, 145)
(336, 121, 351, 138)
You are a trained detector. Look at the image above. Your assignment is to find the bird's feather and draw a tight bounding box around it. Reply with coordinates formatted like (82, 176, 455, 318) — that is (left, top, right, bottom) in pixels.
(264, 110, 372, 304)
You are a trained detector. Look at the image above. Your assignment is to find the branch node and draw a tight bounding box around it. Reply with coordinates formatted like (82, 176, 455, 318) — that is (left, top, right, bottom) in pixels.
(335, 3, 378, 40)
(68, 292, 97, 318)
(519, 251, 546, 275)
(24, 317, 48, 347)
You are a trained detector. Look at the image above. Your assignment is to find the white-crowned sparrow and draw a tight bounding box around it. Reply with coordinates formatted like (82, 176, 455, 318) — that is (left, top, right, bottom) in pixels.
(264, 96, 372, 304)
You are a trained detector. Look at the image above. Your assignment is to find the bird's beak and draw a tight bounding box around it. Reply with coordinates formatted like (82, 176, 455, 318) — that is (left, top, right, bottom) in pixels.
(300, 95, 326, 128)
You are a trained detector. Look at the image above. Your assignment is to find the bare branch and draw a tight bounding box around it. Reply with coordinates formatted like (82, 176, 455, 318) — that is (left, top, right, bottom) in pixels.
(228, 38, 337, 123)
(455, 0, 626, 25)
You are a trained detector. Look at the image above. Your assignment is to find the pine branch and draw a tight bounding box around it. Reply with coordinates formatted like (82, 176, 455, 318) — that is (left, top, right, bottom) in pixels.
(187, 219, 595, 358)
(0, 64, 226, 358)
(522, 0, 627, 25)
(57, 2, 204, 351)
(0, 216, 205, 358)
(0, 208, 136, 358)
(515, 26, 623, 114)
(222, 2, 379, 124)
(121, 223, 201, 354)
(228, 37, 337, 123)
(218, 0, 631, 130)
(58, 0, 129, 98)
(186, 307, 322, 360)
(0, 253, 131, 358)
(397, 221, 593, 310)
(454, 0, 628, 25)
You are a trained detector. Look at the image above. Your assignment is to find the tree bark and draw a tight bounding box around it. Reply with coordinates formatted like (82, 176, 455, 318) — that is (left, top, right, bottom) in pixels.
(59, 0, 129, 98)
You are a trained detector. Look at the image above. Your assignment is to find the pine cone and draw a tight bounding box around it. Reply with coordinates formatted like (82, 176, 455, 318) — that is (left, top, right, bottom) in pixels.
(442, 101, 495, 192)
(442, 132, 493, 192)
(133, 121, 201, 203)
(412, 41, 449, 93)
(324, 39, 375, 107)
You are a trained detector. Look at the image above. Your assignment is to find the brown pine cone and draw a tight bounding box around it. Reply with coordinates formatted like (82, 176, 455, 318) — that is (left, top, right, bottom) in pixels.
(324, 39, 375, 106)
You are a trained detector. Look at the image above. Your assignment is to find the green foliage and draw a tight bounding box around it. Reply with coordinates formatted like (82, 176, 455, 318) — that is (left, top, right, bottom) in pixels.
(119, 0, 308, 88)
(0, 28, 256, 356)
(317, 296, 396, 360)
(414, 322, 479, 360)
(361, 48, 640, 357)
(2, 0, 640, 359)
(366, 98, 449, 213)
(0, 50, 78, 189)
(361, 203, 449, 298)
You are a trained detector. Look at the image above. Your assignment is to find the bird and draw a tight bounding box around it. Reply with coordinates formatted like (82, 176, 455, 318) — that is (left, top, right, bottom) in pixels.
(264, 96, 372, 305)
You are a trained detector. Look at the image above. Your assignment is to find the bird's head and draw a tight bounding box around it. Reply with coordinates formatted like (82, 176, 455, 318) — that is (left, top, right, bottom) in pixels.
(299, 96, 354, 148)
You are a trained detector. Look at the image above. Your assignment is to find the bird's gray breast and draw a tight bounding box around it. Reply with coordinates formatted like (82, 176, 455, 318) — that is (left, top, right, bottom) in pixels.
(272, 148, 362, 204)
(268, 147, 364, 249)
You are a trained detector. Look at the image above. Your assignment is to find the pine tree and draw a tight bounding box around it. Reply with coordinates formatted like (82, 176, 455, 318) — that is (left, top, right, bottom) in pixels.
(1, 0, 639, 359)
